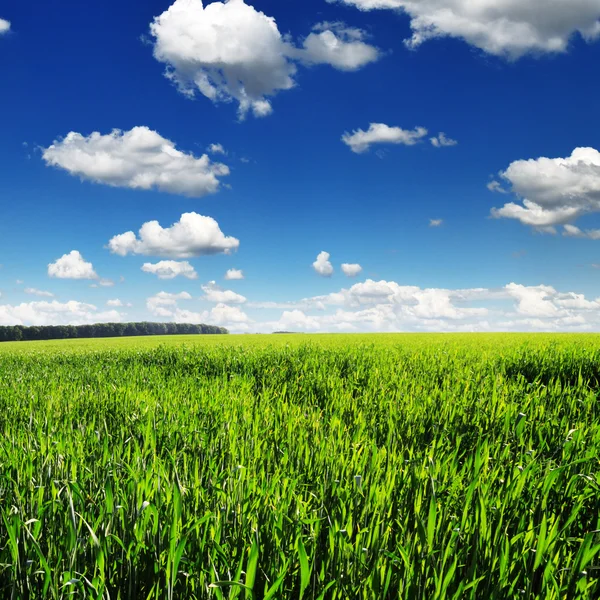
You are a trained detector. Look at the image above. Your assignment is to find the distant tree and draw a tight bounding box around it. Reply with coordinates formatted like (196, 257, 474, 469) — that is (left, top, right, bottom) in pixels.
(0, 322, 229, 343)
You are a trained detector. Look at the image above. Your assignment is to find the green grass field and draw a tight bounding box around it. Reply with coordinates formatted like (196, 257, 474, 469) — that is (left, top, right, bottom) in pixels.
(1, 334, 600, 598)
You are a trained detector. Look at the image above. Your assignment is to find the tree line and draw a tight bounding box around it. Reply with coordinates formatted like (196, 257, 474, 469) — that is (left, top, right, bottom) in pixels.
(0, 322, 229, 342)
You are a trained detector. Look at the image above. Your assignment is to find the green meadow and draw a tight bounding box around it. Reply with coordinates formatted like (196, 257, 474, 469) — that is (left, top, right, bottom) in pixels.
(1, 334, 599, 598)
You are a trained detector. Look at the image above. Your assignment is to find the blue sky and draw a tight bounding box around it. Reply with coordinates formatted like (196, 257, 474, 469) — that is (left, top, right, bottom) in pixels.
(2, 0, 600, 332)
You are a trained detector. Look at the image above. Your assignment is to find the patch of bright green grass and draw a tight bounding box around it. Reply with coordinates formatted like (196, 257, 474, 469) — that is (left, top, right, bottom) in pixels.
(1, 335, 599, 598)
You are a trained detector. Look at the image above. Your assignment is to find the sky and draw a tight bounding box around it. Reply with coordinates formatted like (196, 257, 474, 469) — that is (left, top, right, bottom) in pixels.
(2, 0, 600, 333)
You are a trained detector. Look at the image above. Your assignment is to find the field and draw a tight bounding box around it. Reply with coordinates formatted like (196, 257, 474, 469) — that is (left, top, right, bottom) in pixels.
(1, 334, 600, 599)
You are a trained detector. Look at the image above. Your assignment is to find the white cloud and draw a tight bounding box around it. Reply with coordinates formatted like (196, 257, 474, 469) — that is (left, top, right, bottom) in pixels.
(209, 303, 252, 327)
(108, 212, 239, 258)
(299, 22, 380, 70)
(563, 224, 600, 240)
(0, 18, 10, 34)
(147, 291, 192, 317)
(15, 280, 24, 285)
(43, 126, 229, 197)
(106, 298, 132, 308)
(24, 288, 54, 298)
(247, 279, 600, 333)
(505, 283, 563, 317)
(429, 218, 443, 227)
(48, 251, 98, 280)
(0, 300, 122, 327)
(142, 260, 199, 279)
(146, 288, 251, 331)
(341, 263, 363, 277)
(313, 251, 334, 277)
(149, 0, 378, 119)
(99, 279, 115, 287)
(342, 123, 428, 153)
(207, 143, 227, 155)
(201, 281, 246, 304)
(170, 303, 252, 332)
(487, 180, 508, 193)
(329, 0, 600, 58)
(491, 148, 600, 231)
(430, 132, 457, 147)
(274, 310, 321, 331)
(224, 268, 244, 280)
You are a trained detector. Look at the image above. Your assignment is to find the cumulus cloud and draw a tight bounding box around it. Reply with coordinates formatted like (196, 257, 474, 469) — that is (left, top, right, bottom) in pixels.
(341, 263, 363, 277)
(149, 0, 378, 119)
(201, 281, 247, 304)
(504, 283, 560, 317)
(329, 0, 600, 58)
(0, 300, 122, 327)
(24, 288, 54, 298)
(274, 310, 321, 331)
(299, 22, 380, 70)
(313, 251, 334, 277)
(430, 132, 457, 147)
(48, 251, 98, 280)
(342, 123, 428, 153)
(147, 289, 252, 331)
(247, 278, 600, 333)
(491, 147, 600, 231)
(224, 268, 244, 280)
(0, 18, 10, 34)
(43, 126, 229, 197)
(429, 218, 443, 227)
(108, 212, 239, 258)
(209, 303, 252, 327)
(147, 291, 192, 317)
(142, 260, 198, 280)
(107, 299, 124, 307)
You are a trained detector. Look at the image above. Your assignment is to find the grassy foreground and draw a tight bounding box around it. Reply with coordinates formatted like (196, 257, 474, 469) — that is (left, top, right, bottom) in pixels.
(1, 334, 600, 599)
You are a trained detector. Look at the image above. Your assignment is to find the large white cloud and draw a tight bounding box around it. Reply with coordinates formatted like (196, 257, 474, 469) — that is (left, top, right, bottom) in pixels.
(48, 251, 98, 280)
(313, 251, 334, 277)
(0, 300, 122, 327)
(201, 281, 247, 304)
(490, 147, 600, 231)
(0, 18, 10, 34)
(142, 260, 198, 280)
(149, 0, 379, 119)
(43, 126, 229, 197)
(108, 212, 239, 258)
(342, 123, 428, 153)
(330, 0, 600, 58)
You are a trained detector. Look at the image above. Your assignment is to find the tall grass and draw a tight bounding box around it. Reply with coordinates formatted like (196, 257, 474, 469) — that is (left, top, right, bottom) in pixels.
(0, 335, 599, 598)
